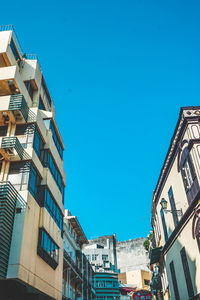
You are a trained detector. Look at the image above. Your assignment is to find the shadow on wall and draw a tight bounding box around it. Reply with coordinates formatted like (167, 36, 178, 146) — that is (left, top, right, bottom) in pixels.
(166, 229, 198, 300)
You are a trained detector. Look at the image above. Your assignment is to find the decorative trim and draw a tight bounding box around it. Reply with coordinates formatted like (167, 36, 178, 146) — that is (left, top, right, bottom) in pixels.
(154, 110, 200, 206)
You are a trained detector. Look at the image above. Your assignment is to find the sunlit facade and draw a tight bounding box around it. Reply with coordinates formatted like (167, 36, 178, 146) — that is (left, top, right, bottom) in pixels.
(0, 25, 65, 299)
(150, 107, 200, 299)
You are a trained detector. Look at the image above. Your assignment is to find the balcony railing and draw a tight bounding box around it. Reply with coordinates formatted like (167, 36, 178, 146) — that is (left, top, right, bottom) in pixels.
(24, 54, 41, 69)
(1, 136, 30, 161)
(63, 250, 82, 280)
(149, 246, 162, 265)
(0, 25, 23, 57)
(0, 181, 25, 278)
(150, 272, 162, 292)
(9, 94, 30, 122)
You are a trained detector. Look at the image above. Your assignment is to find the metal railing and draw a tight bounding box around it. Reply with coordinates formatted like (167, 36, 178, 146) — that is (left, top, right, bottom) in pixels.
(9, 94, 36, 122)
(0, 25, 23, 56)
(63, 250, 82, 279)
(1, 137, 30, 160)
(0, 181, 24, 278)
(24, 54, 41, 69)
(9, 94, 29, 122)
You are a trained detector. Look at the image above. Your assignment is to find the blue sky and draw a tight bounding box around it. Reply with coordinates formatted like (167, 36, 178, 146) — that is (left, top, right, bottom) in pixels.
(2, 0, 200, 241)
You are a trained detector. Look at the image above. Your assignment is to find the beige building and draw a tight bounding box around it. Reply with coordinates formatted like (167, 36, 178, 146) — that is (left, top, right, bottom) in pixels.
(118, 270, 150, 291)
(150, 106, 200, 300)
(0, 25, 65, 299)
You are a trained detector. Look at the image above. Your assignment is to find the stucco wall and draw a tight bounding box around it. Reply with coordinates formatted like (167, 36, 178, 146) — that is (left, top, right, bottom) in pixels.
(116, 238, 149, 272)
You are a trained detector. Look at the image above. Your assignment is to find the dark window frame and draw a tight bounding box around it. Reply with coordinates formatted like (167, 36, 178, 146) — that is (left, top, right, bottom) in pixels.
(40, 149, 65, 203)
(168, 187, 179, 227)
(10, 38, 20, 62)
(180, 148, 196, 193)
(24, 80, 34, 101)
(160, 208, 168, 242)
(28, 163, 41, 200)
(180, 247, 194, 298)
(37, 227, 59, 269)
(39, 97, 45, 110)
(50, 121, 63, 159)
(169, 261, 180, 300)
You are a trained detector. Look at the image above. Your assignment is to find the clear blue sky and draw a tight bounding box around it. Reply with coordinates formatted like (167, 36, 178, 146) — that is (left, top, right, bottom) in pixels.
(2, 0, 200, 241)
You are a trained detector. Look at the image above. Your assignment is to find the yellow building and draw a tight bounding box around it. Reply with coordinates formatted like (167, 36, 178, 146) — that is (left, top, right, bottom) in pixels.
(118, 270, 150, 291)
(0, 25, 65, 299)
(150, 107, 200, 299)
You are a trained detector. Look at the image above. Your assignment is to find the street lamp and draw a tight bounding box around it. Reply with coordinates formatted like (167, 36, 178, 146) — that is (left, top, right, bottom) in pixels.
(160, 198, 183, 216)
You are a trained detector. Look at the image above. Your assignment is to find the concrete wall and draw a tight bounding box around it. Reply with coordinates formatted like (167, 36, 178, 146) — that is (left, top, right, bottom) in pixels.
(116, 238, 149, 273)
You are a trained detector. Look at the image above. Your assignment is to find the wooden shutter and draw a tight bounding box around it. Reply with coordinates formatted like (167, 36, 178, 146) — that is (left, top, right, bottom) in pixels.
(169, 261, 180, 300)
(168, 187, 179, 227)
(180, 247, 194, 298)
(160, 208, 168, 242)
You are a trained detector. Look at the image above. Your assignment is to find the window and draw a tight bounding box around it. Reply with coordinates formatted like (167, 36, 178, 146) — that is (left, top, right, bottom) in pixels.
(144, 279, 150, 286)
(169, 261, 180, 300)
(96, 281, 105, 288)
(113, 281, 118, 287)
(92, 254, 98, 261)
(28, 164, 41, 199)
(44, 188, 63, 232)
(181, 148, 196, 193)
(41, 78, 51, 106)
(102, 254, 108, 261)
(86, 255, 90, 260)
(168, 187, 179, 227)
(40, 149, 65, 202)
(0, 126, 7, 137)
(33, 127, 44, 157)
(43, 119, 64, 159)
(160, 208, 168, 242)
(50, 121, 63, 159)
(10, 39, 20, 62)
(180, 247, 194, 298)
(39, 97, 45, 110)
(24, 80, 34, 101)
(8, 161, 29, 191)
(15, 124, 35, 148)
(38, 228, 59, 269)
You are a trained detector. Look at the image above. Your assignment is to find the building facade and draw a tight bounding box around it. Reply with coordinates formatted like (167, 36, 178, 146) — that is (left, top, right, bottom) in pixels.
(118, 270, 150, 291)
(94, 272, 120, 300)
(0, 25, 65, 299)
(116, 239, 149, 273)
(150, 107, 200, 300)
(63, 210, 95, 300)
(83, 235, 118, 273)
(83, 235, 120, 300)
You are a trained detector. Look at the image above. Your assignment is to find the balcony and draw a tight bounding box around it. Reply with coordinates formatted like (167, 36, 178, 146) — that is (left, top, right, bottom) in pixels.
(0, 25, 23, 68)
(63, 250, 82, 280)
(150, 272, 162, 293)
(0, 136, 30, 161)
(0, 94, 35, 123)
(0, 66, 32, 107)
(9, 94, 29, 122)
(0, 181, 25, 278)
(149, 246, 162, 265)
